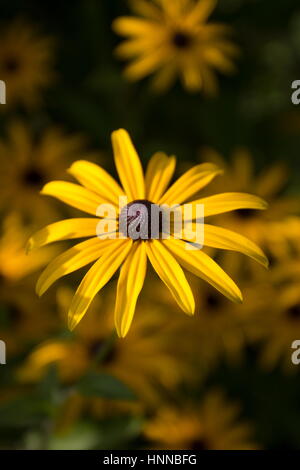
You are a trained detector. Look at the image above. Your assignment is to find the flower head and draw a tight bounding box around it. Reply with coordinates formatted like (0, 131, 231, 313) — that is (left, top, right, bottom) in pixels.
(113, 0, 239, 93)
(144, 390, 258, 450)
(0, 121, 102, 222)
(18, 285, 195, 407)
(0, 20, 55, 108)
(28, 129, 268, 337)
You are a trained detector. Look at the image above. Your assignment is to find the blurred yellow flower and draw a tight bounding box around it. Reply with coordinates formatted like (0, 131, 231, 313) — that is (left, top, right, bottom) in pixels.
(0, 20, 55, 108)
(0, 121, 102, 222)
(0, 285, 58, 356)
(152, 271, 269, 377)
(0, 213, 59, 354)
(113, 0, 239, 93)
(18, 285, 195, 407)
(243, 258, 300, 372)
(0, 213, 57, 283)
(200, 147, 300, 263)
(28, 129, 268, 337)
(144, 390, 258, 449)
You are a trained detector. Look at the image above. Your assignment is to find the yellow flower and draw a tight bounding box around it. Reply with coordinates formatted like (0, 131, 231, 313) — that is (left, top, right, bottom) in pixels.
(0, 213, 57, 283)
(113, 0, 239, 93)
(199, 147, 300, 263)
(28, 129, 268, 337)
(243, 259, 300, 372)
(0, 213, 59, 354)
(0, 20, 55, 108)
(18, 284, 195, 408)
(144, 390, 258, 449)
(0, 121, 102, 222)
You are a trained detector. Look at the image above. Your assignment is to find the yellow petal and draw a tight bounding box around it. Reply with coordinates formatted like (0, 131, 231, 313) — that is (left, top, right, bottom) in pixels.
(27, 218, 99, 252)
(68, 160, 124, 206)
(112, 17, 159, 36)
(114, 242, 147, 338)
(185, 192, 268, 218)
(68, 239, 133, 330)
(146, 240, 195, 314)
(162, 238, 243, 303)
(151, 62, 177, 93)
(180, 61, 203, 92)
(41, 181, 106, 216)
(204, 48, 236, 74)
(129, 0, 162, 20)
(36, 238, 115, 296)
(184, 0, 217, 26)
(123, 49, 168, 81)
(145, 152, 176, 203)
(255, 163, 288, 199)
(115, 38, 158, 59)
(203, 224, 269, 267)
(111, 129, 145, 201)
(159, 163, 222, 206)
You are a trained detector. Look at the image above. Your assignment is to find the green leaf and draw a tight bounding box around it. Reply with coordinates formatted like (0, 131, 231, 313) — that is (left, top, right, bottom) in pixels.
(77, 372, 136, 400)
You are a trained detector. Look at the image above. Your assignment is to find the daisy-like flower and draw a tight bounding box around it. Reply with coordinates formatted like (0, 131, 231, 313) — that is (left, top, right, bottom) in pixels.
(0, 213, 59, 354)
(198, 147, 300, 264)
(28, 129, 268, 338)
(144, 390, 258, 450)
(243, 259, 300, 372)
(0, 121, 102, 222)
(113, 0, 239, 93)
(0, 213, 57, 283)
(0, 20, 55, 108)
(18, 285, 195, 407)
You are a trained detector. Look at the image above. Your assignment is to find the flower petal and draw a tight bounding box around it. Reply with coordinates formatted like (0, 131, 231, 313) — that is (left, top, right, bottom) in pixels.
(159, 163, 222, 206)
(145, 152, 176, 203)
(41, 181, 106, 216)
(185, 192, 268, 218)
(162, 238, 243, 303)
(68, 160, 124, 206)
(112, 17, 159, 36)
(111, 129, 145, 201)
(184, 0, 217, 26)
(203, 224, 269, 268)
(114, 242, 147, 338)
(27, 218, 99, 251)
(36, 238, 115, 297)
(68, 239, 133, 330)
(146, 240, 195, 314)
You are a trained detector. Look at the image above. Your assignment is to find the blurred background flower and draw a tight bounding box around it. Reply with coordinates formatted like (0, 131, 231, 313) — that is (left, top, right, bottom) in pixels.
(0, 0, 300, 451)
(0, 19, 55, 109)
(144, 390, 257, 450)
(113, 0, 239, 93)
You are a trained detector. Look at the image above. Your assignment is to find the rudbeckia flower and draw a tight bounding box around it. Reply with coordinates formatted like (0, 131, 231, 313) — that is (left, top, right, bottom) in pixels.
(0, 213, 59, 354)
(113, 0, 239, 93)
(18, 285, 195, 407)
(0, 121, 102, 222)
(0, 20, 55, 108)
(242, 259, 300, 372)
(28, 129, 268, 337)
(198, 147, 300, 264)
(144, 390, 258, 450)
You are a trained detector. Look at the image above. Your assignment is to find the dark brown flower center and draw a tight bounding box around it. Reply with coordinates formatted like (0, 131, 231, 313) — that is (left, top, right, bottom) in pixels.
(23, 167, 45, 186)
(190, 438, 209, 451)
(3, 56, 20, 73)
(287, 304, 300, 321)
(236, 209, 255, 220)
(206, 292, 223, 311)
(119, 199, 164, 240)
(172, 31, 193, 49)
(88, 340, 117, 364)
